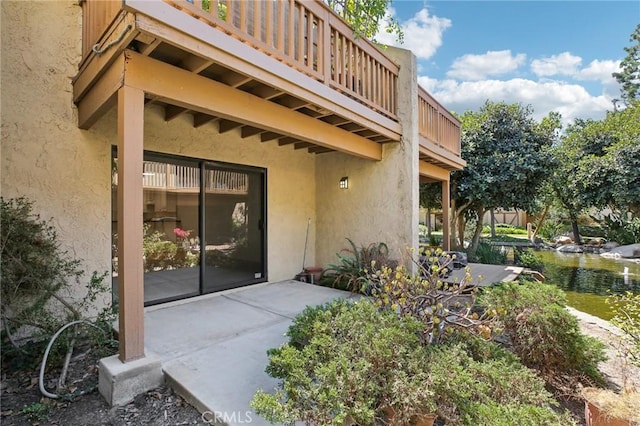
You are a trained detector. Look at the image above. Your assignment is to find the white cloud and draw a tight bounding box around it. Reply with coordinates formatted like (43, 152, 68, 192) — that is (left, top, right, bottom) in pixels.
(446, 50, 526, 81)
(575, 59, 620, 83)
(531, 52, 582, 77)
(375, 7, 451, 60)
(419, 77, 614, 125)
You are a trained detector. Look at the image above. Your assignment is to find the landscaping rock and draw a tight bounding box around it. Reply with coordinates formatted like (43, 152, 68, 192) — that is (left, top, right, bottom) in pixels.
(603, 243, 640, 259)
(556, 244, 584, 253)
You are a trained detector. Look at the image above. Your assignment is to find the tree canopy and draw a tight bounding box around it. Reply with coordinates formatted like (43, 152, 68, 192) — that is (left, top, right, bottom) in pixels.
(613, 24, 640, 105)
(326, 0, 403, 42)
(451, 102, 558, 250)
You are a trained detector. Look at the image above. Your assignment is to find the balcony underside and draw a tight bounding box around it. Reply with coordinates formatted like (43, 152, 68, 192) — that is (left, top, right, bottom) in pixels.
(418, 138, 466, 183)
(74, 4, 403, 160)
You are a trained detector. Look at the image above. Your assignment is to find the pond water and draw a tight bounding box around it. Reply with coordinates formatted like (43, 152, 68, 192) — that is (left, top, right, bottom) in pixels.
(535, 250, 640, 320)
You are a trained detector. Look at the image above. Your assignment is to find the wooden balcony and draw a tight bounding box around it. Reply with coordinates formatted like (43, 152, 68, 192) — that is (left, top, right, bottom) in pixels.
(418, 86, 465, 171)
(74, 0, 461, 163)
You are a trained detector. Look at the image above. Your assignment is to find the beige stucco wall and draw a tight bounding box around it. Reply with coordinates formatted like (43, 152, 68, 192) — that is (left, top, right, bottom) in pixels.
(315, 47, 420, 268)
(1, 1, 112, 311)
(93, 105, 317, 282)
(1, 1, 317, 312)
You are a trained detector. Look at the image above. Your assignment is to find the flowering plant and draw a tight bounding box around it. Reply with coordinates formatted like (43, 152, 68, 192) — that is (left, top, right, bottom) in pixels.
(173, 227, 191, 239)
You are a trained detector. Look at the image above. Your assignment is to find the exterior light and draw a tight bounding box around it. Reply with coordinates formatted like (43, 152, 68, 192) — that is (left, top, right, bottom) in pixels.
(339, 176, 349, 189)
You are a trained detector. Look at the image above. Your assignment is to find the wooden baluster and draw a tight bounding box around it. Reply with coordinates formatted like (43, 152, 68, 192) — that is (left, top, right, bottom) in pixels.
(265, 0, 273, 47)
(253, 0, 261, 39)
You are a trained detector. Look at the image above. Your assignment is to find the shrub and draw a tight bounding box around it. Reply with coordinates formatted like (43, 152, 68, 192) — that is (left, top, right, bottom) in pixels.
(468, 242, 507, 265)
(252, 300, 435, 425)
(1, 197, 117, 379)
(253, 300, 574, 426)
(426, 342, 574, 425)
(368, 250, 494, 345)
(320, 239, 396, 292)
(515, 248, 544, 272)
(479, 282, 606, 394)
(607, 292, 640, 368)
(602, 214, 640, 244)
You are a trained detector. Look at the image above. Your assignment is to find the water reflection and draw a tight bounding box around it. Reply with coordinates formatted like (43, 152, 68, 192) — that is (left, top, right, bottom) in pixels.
(536, 250, 640, 320)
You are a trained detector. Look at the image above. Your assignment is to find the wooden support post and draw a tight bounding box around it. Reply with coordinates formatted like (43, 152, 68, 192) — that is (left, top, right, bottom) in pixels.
(117, 85, 145, 363)
(441, 179, 451, 251)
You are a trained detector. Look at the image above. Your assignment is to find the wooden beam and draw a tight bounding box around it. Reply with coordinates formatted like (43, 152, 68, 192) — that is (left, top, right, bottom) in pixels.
(117, 85, 145, 362)
(78, 54, 125, 129)
(309, 146, 334, 154)
(139, 38, 162, 56)
(278, 137, 297, 146)
(123, 52, 383, 160)
(218, 119, 242, 133)
(74, 13, 137, 102)
(442, 179, 451, 251)
(251, 85, 282, 100)
(419, 137, 467, 171)
(275, 96, 309, 109)
(260, 132, 281, 142)
(294, 142, 313, 150)
(180, 55, 214, 73)
(219, 72, 252, 88)
(164, 105, 187, 121)
(131, 7, 401, 140)
(419, 161, 451, 181)
(241, 126, 264, 138)
(193, 113, 216, 128)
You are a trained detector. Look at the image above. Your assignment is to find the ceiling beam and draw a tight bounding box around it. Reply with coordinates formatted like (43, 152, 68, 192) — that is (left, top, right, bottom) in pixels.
(218, 119, 243, 133)
(241, 126, 264, 138)
(165, 105, 187, 121)
(193, 113, 217, 128)
(260, 132, 281, 142)
(278, 137, 297, 146)
(124, 51, 382, 160)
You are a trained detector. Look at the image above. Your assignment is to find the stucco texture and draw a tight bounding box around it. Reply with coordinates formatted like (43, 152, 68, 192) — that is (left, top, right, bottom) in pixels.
(1, 1, 317, 309)
(315, 47, 420, 269)
(1, 1, 112, 310)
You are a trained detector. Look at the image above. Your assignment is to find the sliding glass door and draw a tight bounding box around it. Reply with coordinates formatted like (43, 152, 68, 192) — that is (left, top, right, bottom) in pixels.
(112, 151, 266, 306)
(202, 163, 266, 293)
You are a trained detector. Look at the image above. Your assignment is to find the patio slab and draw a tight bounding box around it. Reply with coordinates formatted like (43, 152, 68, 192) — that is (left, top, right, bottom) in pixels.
(143, 266, 520, 425)
(144, 280, 352, 425)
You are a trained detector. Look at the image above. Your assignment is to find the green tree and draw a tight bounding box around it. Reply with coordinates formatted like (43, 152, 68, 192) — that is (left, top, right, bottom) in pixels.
(451, 102, 558, 251)
(326, 0, 403, 42)
(420, 182, 442, 236)
(551, 103, 640, 243)
(612, 24, 640, 105)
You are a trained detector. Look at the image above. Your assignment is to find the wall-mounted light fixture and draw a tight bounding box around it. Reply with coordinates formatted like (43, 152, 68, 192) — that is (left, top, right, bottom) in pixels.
(339, 176, 349, 189)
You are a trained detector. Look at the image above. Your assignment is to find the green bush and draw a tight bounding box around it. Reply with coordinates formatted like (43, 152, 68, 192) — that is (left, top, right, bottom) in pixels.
(479, 282, 606, 393)
(1, 197, 116, 374)
(515, 248, 544, 272)
(608, 292, 640, 368)
(320, 239, 396, 292)
(602, 214, 640, 244)
(427, 342, 574, 425)
(252, 300, 434, 425)
(369, 252, 493, 345)
(252, 300, 574, 426)
(468, 242, 507, 265)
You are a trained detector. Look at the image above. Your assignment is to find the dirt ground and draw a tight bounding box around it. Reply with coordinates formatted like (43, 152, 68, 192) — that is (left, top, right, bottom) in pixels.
(1, 308, 636, 426)
(0, 344, 204, 426)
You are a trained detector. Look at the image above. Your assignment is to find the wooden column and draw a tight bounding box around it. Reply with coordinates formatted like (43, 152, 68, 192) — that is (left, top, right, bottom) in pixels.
(441, 179, 451, 251)
(117, 85, 145, 362)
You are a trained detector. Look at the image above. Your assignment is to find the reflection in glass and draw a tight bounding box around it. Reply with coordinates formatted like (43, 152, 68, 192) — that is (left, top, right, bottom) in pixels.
(203, 167, 264, 293)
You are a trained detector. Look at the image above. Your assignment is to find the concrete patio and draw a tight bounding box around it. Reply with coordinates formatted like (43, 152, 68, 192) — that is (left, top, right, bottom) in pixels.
(143, 263, 522, 425)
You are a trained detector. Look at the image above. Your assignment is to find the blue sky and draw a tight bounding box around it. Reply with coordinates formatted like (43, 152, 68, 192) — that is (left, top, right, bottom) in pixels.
(375, 1, 640, 125)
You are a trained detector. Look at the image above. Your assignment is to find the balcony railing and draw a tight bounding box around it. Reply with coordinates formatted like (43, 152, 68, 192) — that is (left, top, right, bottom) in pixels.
(81, 0, 399, 120)
(418, 86, 461, 157)
(113, 161, 249, 194)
